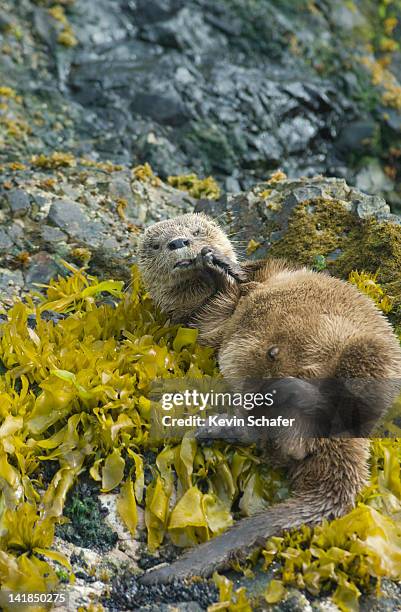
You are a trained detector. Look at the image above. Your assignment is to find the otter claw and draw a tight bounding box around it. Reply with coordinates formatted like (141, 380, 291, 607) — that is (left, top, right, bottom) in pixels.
(201, 247, 214, 267)
(198, 246, 247, 282)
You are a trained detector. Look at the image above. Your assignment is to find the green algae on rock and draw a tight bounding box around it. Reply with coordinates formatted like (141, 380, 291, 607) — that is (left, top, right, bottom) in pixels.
(268, 196, 357, 265)
(56, 479, 118, 552)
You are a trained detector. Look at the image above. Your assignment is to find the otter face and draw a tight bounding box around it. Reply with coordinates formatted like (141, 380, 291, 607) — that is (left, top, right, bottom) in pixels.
(137, 213, 236, 299)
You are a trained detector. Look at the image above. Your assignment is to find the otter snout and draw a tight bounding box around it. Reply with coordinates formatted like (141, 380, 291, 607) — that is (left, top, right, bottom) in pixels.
(168, 237, 190, 250)
(137, 213, 239, 303)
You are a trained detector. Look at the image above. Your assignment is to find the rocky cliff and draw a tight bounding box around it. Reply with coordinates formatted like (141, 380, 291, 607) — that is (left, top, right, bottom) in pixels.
(1, 0, 401, 206)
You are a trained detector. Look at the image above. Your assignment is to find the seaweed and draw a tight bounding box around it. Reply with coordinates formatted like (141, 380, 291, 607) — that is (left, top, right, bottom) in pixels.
(167, 174, 221, 200)
(30, 152, 76, 169)
(261, 438, 401, 609)
(0, 262, 401, 609)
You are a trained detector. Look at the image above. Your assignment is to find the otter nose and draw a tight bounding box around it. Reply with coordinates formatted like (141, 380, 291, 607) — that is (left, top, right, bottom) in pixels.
(168, 238, 190, 250)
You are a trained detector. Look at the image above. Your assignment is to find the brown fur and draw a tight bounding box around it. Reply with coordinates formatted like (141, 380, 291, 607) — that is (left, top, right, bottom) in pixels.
(137, 213, 401, 584)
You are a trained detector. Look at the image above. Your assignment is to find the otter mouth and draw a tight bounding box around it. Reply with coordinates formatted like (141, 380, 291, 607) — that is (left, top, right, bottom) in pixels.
(173, 259, 195, 269)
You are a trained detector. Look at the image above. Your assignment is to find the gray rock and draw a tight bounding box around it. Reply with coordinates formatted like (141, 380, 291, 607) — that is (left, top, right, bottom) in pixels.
(130, 90, 190, 127)
(0, 268, 24, 293)
(0, 12, 12, 32)
(64, 0, 395, 203)
(109, 172, 134, 204)
(2, 0, 401, 208)
(25, 252, 61, 287)
(383, 108, 401, 134)
(336, 120, 379, 154)
(326, 248, 342, 262)
(330, 1, 368, 30)
(47, 199, 106, 247)
(140, 6, 225, 54)
(196, 176, 395, 254)
(277, 117, 318, 154)
(355, 160, 394, 195)
(246, 132, 283, 165)
(41, 225, 68, 244)
(285, 186, 325, 206)
(6, 190, 31, 217)
(7, 222, 25, 246)
(33, 7, 58, 50)
(0, 228, 13, 252)
(133, 0, 184, 25)
(354, 195, 391, 220)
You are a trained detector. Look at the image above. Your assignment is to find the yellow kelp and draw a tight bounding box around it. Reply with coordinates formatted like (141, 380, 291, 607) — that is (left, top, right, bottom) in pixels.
(0, 264, 401, 611)
(0, 264, 282, 601)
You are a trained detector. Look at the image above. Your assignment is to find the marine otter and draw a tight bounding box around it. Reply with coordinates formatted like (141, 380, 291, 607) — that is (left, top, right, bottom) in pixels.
(137, 212, 401, 584)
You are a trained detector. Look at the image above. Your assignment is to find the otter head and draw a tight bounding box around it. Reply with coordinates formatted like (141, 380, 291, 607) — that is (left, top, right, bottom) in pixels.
(137, 213, 236, 314)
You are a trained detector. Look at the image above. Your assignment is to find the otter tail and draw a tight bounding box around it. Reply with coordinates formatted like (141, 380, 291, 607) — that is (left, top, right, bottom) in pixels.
(140, 437, 369, 585)
(140, 498, 310, 584)
(140, 334, 398, 585)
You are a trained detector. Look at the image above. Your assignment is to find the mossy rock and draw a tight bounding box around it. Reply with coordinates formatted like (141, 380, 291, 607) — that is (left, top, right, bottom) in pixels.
(197, 175, 401, 324)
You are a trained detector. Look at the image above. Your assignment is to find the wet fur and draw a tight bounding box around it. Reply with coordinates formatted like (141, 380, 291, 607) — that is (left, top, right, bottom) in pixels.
(137, 213, 401, 584)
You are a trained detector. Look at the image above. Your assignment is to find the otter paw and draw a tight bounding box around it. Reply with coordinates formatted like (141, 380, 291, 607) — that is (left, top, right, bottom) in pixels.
(197, 246, 247, 282)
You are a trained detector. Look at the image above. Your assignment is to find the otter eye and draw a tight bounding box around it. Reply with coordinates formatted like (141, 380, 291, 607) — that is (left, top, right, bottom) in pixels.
(152, 243, 160, 250)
